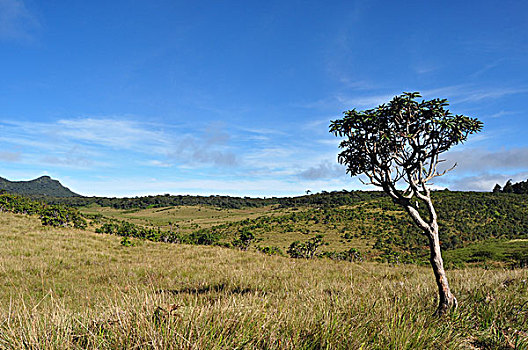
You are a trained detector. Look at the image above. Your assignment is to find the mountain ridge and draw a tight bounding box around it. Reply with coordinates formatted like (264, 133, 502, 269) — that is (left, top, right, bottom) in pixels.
(0, 175, 80, 197)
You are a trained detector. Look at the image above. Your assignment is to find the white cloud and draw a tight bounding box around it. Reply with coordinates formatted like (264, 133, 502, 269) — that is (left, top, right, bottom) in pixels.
(168, 127, 238, 168)
(0, 117, 244, 170)
(444, 147, 528, 173)
(56, 118, 169, 151)
(64, 175, 358, 197)
(324, 84, 528, 112)
(442, 172, 528, 192)
(146, 160, 173, 168)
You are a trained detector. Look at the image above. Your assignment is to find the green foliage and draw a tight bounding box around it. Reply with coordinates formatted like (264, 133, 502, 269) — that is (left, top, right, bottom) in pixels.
(232, 227, 255, 250)
(493, 178, 528, 194)
(179, 228, 224, 246)
(193, 190, 528, 266)
(95, 221, 172, 242)
(40, 206, 87, 229)
(120, 236, 134, 247)
(492, 183, 502, 193)
(329, 92, 482, 181)
(503, 179, 514, 193)
(288, 235, 324, 259)
(443, 239, 528, 268)
(256, 245, 284, 256)
(319, 247, 362, 262)
(0, 193, 86, 229)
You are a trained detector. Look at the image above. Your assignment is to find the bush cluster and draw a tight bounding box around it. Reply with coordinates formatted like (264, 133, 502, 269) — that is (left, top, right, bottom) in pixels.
(95, 221, 178, 243)
(0, 193, 86, 228)
(287, 235, 324, 259)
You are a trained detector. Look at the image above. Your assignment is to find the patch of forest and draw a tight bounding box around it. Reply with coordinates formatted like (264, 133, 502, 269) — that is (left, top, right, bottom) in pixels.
(42, 190, 386, 209)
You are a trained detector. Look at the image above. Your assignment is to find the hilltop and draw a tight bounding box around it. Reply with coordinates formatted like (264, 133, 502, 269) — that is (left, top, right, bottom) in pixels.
(0, 175, 79, 198)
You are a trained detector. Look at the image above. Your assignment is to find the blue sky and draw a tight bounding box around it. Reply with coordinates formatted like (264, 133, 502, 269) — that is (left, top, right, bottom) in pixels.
(0, 0, 527, 197)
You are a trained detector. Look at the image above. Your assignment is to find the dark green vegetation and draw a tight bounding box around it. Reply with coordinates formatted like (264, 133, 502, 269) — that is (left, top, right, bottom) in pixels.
(48, 189, 384, 210)
(494, 178, 528, 194)
(0, 193, 86, 229)
(0, 175, 79, 197)
(71, 190, 528, 269)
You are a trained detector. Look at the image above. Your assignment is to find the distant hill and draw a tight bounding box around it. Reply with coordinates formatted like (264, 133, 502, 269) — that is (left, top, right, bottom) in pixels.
(0, 176, 80, 197)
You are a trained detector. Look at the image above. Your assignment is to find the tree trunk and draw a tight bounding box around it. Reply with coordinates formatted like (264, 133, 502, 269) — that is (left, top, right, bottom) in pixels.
(397, 196, 457, 315)
(428, 229, 457, 315)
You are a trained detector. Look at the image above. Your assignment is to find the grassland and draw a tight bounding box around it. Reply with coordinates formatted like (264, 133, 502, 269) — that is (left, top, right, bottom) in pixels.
(79, 195, 528, 266)
(1, 212, 527, 349)
(80, 204, 375, 256)
(80, 204, 299, 232)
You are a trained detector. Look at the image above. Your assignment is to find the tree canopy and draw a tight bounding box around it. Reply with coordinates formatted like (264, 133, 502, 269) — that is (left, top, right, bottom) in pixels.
(330, 92, 482, 197)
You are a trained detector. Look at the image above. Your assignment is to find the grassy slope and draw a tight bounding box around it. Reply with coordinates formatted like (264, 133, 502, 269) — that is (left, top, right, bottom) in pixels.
(1, 212, 527, 349)
(80, 204, 299, 232)
(80, 192, 528, 265)
(80, 204, 374, 255)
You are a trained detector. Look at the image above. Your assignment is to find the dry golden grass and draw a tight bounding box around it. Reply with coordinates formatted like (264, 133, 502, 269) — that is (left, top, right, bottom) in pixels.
(0, 212, 527, 349)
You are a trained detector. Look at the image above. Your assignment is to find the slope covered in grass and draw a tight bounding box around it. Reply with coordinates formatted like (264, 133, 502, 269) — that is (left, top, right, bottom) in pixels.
(79, 191, 528, 266)
(0, 212, 527, 349)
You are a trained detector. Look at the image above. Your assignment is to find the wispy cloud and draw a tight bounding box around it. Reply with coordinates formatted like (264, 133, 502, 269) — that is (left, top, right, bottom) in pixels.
(146, 160, 173, 168)
(422, 85, 528, 104)
(335, 93, 396, 109)
(431, 146, 528, 191)
(470, 60, 504, 79)
(0, 0, 39, 41)
(486, 110, 519, 119)
(55, 118, 169, 151)
(0, 117, 242, 170)
(318, 84, 528, 113)
(64, 175, 357, 197)
(0, 150, 21, 162)
(298, 161, 345, 180)
(168, 126, 238, 168)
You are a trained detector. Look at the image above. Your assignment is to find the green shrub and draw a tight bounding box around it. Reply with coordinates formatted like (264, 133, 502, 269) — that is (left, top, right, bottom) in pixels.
(256, 245, 284, 256)
(232, 227, 255, 250)
(287, 235, 324, 259)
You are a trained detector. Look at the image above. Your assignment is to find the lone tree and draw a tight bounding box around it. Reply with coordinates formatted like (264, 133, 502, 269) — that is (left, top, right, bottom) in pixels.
(330, 92, 482, 314)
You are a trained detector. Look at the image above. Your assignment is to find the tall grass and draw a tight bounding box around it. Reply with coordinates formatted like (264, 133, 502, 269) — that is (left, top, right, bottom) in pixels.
(0, 212, 527, 349)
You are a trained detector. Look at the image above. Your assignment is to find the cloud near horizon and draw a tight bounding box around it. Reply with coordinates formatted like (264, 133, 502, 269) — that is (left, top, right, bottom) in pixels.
(445, 147, 528, 172)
